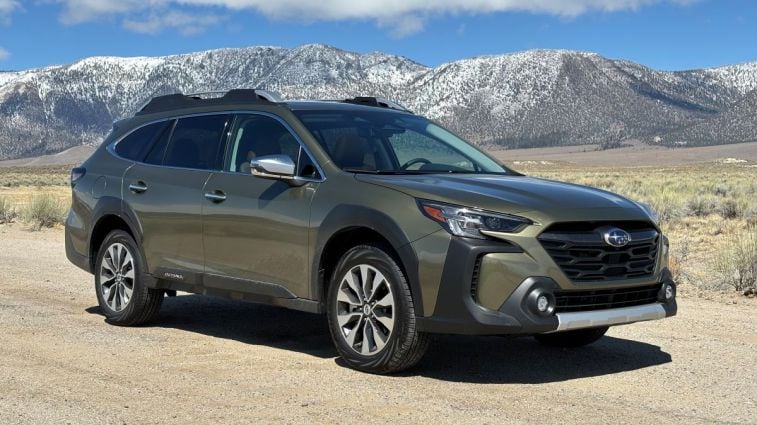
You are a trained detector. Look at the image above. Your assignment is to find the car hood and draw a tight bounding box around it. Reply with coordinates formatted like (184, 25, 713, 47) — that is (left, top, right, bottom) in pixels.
(355, 174, 646, 218)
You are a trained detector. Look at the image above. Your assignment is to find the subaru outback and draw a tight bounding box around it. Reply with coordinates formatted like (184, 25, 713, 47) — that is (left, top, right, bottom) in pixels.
(65, 89, 677, 374)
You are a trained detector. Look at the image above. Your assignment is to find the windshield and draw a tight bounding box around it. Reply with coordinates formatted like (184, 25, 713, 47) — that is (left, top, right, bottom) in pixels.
(293, 109, 511, 175)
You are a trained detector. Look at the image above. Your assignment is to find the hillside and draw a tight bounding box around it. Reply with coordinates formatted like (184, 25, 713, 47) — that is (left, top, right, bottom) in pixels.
(1, 44, 756, 160)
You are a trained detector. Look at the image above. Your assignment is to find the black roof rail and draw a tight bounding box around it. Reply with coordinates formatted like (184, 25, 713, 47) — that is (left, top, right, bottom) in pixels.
(137, 89, 282, 115)
(342, 97, 412, 113)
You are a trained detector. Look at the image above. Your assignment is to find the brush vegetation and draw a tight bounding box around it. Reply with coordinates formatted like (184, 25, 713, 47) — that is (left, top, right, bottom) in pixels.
(1, 162, 755, 293)
(513, 162, 757, 293)
(22, 193, 66, 230)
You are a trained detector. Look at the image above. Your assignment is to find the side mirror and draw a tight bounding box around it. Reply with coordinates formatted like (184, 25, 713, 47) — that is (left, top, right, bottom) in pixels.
(249, 154, 306, 187)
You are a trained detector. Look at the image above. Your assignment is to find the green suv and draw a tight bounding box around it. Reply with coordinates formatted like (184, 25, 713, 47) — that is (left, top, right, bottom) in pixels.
(65, 89, 677, 374)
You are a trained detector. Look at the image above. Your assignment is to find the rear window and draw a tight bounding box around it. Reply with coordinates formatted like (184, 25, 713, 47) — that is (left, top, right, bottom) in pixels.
(162, 115, 231, 170)
(114, 121, 172, 161)
(143, 121, 174, 165)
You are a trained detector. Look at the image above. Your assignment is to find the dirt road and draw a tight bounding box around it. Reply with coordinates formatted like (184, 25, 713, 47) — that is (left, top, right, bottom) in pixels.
(1, 225, 755, 424)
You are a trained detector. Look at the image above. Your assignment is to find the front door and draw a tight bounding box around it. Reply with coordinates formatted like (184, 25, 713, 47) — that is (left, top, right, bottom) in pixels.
(202, 113, 321, 298)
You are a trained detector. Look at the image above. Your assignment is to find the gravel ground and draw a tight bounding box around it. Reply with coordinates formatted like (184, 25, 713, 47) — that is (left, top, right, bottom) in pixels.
(0, 224, 755, 424)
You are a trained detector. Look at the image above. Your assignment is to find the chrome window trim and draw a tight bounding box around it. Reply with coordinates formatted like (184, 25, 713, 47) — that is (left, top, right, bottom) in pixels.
(107, 110, 326, 182)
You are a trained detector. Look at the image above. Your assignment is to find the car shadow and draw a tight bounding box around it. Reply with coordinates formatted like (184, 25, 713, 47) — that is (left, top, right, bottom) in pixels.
(86, 294, 336, 359)
(86, 295, 671, 383)
(401, 333, 671, 384)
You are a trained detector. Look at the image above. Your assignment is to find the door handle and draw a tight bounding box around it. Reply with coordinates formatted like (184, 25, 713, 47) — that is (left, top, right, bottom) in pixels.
(204, 191, 227, 203)
(129, 181, 148, 193)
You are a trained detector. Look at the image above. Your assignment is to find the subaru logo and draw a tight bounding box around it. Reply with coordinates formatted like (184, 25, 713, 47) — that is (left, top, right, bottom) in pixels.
(603, 228, 631, 247)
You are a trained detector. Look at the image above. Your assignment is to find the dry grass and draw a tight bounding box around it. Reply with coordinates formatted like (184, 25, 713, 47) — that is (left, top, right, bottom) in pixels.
(0, 196, 18, 224)
(510, 162, 757, 293)
(22, 193, 67, 230)
(1, 162, 755, 294)
(0, 166, 71, 187)
(712, 230, 757, 291)
(0, 166, 71, 230)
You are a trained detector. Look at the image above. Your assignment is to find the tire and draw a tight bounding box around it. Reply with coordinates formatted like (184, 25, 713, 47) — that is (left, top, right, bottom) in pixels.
(534, 326, 609, 348)
(326, 244, 430, 374)
(94, 230, 163, 326)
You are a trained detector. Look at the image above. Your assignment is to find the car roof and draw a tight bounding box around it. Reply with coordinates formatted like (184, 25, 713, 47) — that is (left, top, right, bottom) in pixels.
(283, 100, 412, 114)
(136, 90, 413, 117)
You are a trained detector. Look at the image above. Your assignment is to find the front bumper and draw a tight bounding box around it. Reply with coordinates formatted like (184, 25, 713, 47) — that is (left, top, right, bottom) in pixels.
(553, 302, 667, 332)
(415, 238, 677, 335)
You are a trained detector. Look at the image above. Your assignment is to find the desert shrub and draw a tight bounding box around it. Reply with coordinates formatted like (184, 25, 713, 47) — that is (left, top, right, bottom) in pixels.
(685, 196, 718, 217)
(712, 228, 757, 291)
(718, 199, 743, 219)
(746, 206, 757, 227)
(0, 197, 17, 224)
(22, 193, 65, 230)
(649, 199, 685, 224)
(668, 235, 692, 285)
(711, 184, 732, 197)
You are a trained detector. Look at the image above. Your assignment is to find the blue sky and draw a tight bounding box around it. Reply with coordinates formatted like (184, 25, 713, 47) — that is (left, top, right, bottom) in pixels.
(0, 0, 755, 71)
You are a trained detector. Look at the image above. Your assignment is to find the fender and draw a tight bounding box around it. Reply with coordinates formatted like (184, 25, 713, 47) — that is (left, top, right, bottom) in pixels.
(311, 204, 424, 316)
(88, 196, 143, 265)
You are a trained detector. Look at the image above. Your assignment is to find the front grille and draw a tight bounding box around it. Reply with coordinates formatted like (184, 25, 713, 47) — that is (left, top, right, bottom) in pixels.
(554, 283, 662, 313)
(538, 222, 659, 282)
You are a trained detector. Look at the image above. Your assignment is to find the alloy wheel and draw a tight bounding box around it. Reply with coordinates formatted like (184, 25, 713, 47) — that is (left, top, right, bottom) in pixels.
(335, 264, 396, 355)
(99, 242, 135, 312)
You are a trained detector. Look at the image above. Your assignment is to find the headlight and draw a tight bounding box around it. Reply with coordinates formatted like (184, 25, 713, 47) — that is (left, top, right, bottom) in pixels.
(417, 200, 531, 239)
(636, 202, 660, 225)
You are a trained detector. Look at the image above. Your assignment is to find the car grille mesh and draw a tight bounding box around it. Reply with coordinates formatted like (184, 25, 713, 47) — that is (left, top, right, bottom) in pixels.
(554, 283, 662, 313)
(538, 222, 659, 282)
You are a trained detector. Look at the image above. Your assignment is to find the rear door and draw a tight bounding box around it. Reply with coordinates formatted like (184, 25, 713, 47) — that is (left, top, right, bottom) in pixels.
(122, 114, 232, 282)
(201, 113, 322, 298)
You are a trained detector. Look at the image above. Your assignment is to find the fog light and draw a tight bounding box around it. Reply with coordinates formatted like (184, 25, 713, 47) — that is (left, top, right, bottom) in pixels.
(528, 290, 555, 316)
(664, 284, 675, 301)
(658, 282, 676, 303)
(536, 295, 550, 312)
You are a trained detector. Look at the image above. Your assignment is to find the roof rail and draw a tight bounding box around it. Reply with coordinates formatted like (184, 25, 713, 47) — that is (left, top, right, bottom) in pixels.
(342, 97, 412, 113)
(137, 89, 283, 115)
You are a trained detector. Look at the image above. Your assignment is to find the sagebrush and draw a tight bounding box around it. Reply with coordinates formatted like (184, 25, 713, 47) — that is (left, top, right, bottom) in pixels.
(0, 197, 17, 224)
(712, 228, 757, 291)
(22, 193, 66, 230)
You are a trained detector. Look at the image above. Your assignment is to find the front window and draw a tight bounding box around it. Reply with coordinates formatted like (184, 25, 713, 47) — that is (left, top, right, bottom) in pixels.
(293, 109, 510, 175)
(226, 114, 321, 179)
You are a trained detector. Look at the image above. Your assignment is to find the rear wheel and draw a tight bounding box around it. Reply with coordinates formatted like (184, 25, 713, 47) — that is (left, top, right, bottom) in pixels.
(95, 230, 163, 326)
(326, 244, 430, 374)
(534, 326, 609, 348)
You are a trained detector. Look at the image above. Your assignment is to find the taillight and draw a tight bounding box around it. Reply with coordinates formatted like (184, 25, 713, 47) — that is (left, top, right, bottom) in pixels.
(70, 167, 86, 187)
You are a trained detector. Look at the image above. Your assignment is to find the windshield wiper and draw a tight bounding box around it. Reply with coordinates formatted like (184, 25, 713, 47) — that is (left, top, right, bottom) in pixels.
(343, 168, 447, 175)
(343, 168, 509, 176)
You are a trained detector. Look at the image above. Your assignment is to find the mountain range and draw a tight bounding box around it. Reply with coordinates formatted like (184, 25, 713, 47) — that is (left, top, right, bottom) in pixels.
(1, 43, 756, 160)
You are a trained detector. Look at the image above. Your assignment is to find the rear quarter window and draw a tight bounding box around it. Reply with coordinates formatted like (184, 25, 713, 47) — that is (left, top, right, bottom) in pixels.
(114, 121, 173, 161)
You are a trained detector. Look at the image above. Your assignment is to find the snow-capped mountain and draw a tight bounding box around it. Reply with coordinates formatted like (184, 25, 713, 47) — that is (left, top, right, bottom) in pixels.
(0, 44, 756, 160)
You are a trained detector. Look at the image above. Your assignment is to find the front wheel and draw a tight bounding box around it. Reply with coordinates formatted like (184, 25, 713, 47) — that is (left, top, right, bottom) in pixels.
(326, 244, 430, 374)
(534, 326, 609, 348)
(95, 230, 163, 326)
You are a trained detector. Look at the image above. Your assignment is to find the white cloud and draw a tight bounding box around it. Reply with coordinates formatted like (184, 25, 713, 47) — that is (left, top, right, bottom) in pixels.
(0, 47, 9, 60)
(0, 0, 20, 24)
(51, 0, 698, 36)
(378, 14, 426, 39)
(123, 11, 224, 35)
